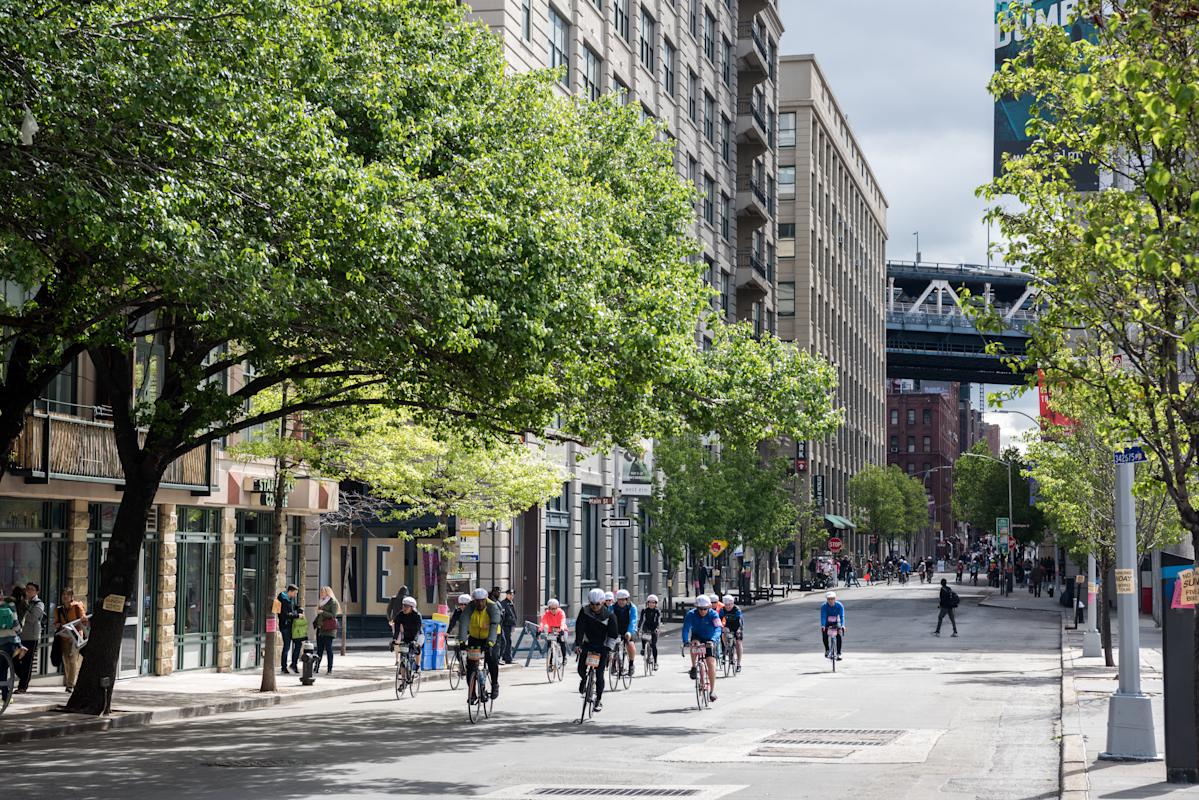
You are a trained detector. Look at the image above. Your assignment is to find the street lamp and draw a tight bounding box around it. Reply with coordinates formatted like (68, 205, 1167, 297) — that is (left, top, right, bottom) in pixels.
(959, 450, 1014, 595)
(917, 465, 953, 560)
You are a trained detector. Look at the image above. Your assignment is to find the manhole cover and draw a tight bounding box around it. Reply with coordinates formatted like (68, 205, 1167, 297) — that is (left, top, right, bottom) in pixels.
(750, 746, 849, 759)
(761, 729, 902, 747)
(202, 758, 305, 768)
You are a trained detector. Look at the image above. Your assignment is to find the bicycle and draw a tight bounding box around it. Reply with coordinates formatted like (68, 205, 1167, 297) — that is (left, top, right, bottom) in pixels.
(465, 647, 493, 723)
(720, 630, 740, 677)
(688, 642, 712, 710)
(576, 648, 604, 723)
(392, 642, 421, 699)
(640, 632, 657, 676)
(608, 639, 632, 690)
(542, 633, 566, 683)
(825, 624, 842, 672)
(0, 648, 14, 716)
(446, 638, 464, 691)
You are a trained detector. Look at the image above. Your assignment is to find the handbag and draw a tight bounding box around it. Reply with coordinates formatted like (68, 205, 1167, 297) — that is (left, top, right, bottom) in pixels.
(50, 634, 63, 668)
(291, 616, 309, 640)
(320, 615, 339, 633)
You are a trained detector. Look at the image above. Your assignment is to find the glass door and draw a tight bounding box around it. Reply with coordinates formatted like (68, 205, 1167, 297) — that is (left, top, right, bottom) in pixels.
(119, 549, 144, 678)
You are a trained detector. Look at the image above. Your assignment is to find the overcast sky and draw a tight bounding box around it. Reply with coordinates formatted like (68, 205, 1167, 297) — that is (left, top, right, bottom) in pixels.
(779, 0, 1039, 448)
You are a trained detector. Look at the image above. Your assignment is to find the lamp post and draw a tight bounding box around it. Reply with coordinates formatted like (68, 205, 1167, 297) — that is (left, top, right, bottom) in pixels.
(918, 465, 953, 560)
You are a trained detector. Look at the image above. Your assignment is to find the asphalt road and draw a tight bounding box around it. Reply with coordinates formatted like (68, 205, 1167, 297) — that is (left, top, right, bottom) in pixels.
(7, 581, 1062, 800)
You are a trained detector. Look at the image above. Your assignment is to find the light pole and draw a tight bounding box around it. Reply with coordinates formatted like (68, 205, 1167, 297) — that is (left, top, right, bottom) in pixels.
(959, 450, 1013, 595)
(918, 465, 953, 560)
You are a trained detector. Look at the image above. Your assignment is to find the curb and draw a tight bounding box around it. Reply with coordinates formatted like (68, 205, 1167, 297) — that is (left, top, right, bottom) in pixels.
(1059, 619, 1090, 800)
(0, 663, 522, 745)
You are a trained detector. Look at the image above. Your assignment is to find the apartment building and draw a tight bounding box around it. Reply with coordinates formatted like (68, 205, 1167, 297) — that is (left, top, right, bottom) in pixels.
(776, 55, 888, 557)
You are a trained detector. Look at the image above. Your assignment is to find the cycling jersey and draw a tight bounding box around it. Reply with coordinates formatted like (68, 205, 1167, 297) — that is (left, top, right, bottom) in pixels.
(574, 604, 620, 650)
(612, 601, 638, 636)
(681, 608, 721, 644)
(820, 601, 846, 628)
(640, 606, 661, 632)
(393, 609, 423, 642)
(720, 606, 743, 632)
(539, 608, 567, 633)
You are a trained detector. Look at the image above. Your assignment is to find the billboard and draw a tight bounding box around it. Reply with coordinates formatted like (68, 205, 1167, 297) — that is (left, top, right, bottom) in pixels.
(993, 0, 1099, 190)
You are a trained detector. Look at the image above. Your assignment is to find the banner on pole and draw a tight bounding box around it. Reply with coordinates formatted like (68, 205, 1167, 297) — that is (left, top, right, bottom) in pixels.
(1114, 568, 1135, 595)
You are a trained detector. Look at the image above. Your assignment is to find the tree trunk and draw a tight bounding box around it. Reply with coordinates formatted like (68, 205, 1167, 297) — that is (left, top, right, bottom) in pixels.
(769, 548, 780, 584)
(1099, 553, 1114, 668)
(66, 470, 163, 714)
(259, 425, 289, 693)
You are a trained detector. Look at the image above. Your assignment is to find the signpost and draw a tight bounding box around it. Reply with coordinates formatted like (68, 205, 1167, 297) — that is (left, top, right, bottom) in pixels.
(587, 496, 614, 506)
(601, 517, 633, 529)
(996, 517, 1010, 536)
(828, 537, 843, 554)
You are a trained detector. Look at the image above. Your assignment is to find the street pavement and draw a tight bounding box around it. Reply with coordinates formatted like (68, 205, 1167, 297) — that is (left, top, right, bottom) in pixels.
(5, 579, 1062, 800)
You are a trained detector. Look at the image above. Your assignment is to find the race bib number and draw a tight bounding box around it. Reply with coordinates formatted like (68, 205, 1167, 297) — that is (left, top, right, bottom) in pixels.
(826, 616, 840, 626)
(585, 652, 601, 668)
(467, 648, 483, 661)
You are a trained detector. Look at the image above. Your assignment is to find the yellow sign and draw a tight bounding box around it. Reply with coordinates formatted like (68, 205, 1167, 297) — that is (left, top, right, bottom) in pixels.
(101, 594, 126, 613)
(709, 539, 728, 557)
(1088, 583, 1098, 596)
(1115, 568, 1135, 595)
(1179, 569, 1199, 605)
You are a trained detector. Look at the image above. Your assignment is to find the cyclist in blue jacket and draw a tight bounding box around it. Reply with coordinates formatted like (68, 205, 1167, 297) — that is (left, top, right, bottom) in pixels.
(820, 591, 845, 660)
(612, 589, 639, 677)
(681, 595, 722, 701)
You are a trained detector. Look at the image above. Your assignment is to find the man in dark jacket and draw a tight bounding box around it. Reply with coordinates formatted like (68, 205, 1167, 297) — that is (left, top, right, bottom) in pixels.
(934, 578, 959, 637)
(499, 589, 518, 664)
(277, 584, 300, 674)
(574, 588, 620, 712)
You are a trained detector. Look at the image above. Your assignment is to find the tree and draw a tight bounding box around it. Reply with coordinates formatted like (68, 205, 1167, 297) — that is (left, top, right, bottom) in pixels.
(893, 466, 933, 555)
(981, 0, 1199, 756)
(952, 442, 1045, 545)
(848, 465, 903, 555)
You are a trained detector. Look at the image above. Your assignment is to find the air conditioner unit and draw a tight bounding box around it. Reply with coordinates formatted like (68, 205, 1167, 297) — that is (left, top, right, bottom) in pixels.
(889, 446, 899, 453)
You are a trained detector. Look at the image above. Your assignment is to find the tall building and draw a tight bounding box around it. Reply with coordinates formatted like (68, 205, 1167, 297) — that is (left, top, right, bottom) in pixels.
(776, 55, 888, 557)
(887, 380, 960, 558)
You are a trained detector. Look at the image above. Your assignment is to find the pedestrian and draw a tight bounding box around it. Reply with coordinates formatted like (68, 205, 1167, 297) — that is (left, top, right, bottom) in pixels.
(955, 559, 964, 584)
(276, 583, 300, 675)
(1030, 562, 1043, 597)
(488, 586, 501, 603)
(312, 586, 339, 675)
(1, 595, 29, 704)
(696, 563, 708, 596)
(385, 585, 410, 638)
(499, 588, 518, 664)
(14, 582, 44, 693)
(53, 587, 87, 691)
(934, 578, 959, 637)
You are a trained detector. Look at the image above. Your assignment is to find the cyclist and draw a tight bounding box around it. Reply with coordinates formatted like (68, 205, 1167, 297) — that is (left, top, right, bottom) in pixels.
(392, 596, 424, 670)
(603, 591, 615, 608)
(612, 589, 639, 676)
(446, 593, 471, 671)
(574, 587, 619, 712)
(681, 595, 722, 702)
(539, 598, 569, 657)
(639, 594, 661, 667)
(710, 594, 723, 614)
(457, 587, 501, 702)
(719, 594, 743, 673)
(820, 591, 845, 660)
(899, 557, 911, 584)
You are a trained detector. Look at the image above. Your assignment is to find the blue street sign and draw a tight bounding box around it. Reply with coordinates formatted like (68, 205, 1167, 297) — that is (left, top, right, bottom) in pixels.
(1113, 446, 1148, 465)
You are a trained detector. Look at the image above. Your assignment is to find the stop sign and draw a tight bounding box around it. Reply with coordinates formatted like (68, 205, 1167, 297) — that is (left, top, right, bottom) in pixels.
(828, 537, 843, 553)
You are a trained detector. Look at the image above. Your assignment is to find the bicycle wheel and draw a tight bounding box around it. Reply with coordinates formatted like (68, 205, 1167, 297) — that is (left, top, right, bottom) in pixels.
(409, 662, 421, 697)
(578, 668, 594, 724)
(467, 673, 483, 723)
(0, 650, 12, 716)
(555, 644, 566, 680)
(608, 652, 621, 692)
(394, 663, 406, 699)
(448, 654, 462, 691)
(694, 672, 705, 710)
(483, 688, 494, 719)
(642, 647, 652, 677)
(620, 657, 632, 689)
(546, 642, 557, 683)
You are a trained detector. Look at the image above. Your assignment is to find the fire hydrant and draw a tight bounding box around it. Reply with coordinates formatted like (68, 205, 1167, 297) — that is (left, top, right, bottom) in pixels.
(300, 641, 316, 686)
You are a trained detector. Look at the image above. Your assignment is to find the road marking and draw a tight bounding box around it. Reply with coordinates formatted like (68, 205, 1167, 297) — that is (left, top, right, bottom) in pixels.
(655, 727, 945, 764)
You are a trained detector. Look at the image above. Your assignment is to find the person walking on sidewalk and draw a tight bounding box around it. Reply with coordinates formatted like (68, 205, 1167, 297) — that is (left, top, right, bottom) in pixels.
(934, 578, 959, 637)
(53, 588, 87, 691)
(313, 586, 340, 674)
(277, 584, 301, 674)
(1030, 562, 1043, 597)
(499, 589, 517, 664)
(15, 582, 44, 693)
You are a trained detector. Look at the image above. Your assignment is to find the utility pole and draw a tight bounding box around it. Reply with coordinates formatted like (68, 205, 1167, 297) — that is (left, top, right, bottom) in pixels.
(1083, 551, 1101, 658)
(1100, 447, 1159, 761)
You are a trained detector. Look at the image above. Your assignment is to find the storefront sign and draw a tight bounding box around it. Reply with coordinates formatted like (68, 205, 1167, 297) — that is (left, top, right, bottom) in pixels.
(1179, 568, 1199, 605)
(1115, 568, 1135, 595)
(101, 594, 126, 613)
(458, 524, 480, 562)
(620, 453, 654, 497)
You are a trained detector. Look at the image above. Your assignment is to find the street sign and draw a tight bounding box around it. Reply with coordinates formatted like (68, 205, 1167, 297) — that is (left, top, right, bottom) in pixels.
(733, 545, 744, 558)
(601, 517, 633, 529)
(1114, 446, 1148, 464)
(813, 475, 825, 507)
(709, 539, 728, 557)
(588, 496, 614, 505)
(996, 517, 1010, 536)
(828, 537, 843, 553)
(458, 524, 480, 562)
(794, 457, 808, 472)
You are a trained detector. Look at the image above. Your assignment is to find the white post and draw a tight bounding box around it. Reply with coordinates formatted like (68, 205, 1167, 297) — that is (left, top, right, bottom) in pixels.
(1101, 455, 1159, 760)
(1083, 550, 1101, 658)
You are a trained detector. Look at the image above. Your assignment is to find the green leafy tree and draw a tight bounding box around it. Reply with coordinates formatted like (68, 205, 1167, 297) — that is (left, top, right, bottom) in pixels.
(952, 442, 1044, 545)
(893, 466, 933, 554)
(848, 465, 903, 555)
(981, 0, 1199, 747)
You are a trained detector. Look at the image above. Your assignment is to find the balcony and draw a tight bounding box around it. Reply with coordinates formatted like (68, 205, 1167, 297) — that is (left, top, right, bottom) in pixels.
(736, 249, 773, 297)
(735, 178, 769, 223)
(736, 22, 767, 82)
(735, 99, 769, 153)
(13, 407, 214, 493)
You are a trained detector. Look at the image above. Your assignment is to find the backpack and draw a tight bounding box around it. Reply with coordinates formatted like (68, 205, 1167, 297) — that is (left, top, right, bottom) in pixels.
(291, 616, 309, 640)
(948, 589, 960, 608)
(0, 604, 16, 631)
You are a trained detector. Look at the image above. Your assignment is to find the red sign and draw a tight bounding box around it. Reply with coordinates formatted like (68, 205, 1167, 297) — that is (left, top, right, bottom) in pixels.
(828, 537, 843, 553)
(794, 457, 808, 472)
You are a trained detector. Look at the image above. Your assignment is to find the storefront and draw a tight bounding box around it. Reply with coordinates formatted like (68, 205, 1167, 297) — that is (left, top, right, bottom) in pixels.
(175, 506, 221, 670)
(0, 498, 67, 679)
(88, 503, 158, 677)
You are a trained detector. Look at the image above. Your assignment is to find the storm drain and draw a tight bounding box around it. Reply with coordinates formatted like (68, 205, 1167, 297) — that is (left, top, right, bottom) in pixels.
(483, 787, 747, 800)
(759, 728, 903, 748)
(202, 758, 305, 768)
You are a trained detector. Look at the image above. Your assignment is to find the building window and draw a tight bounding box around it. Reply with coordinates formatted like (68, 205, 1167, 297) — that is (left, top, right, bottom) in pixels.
(923, 409, 932, 425)
(639, 7, 657, 72)
(703, 91, 715, 141)
(689, 0, 699, 37)
(611, 74, 630, 105)
(591, 0, 602, 9)
(581, 47, 602, 100)
(721, 37, 732, 86)
(703, 9, 716, 61)
(908, 463, 917, 475)
(703, 174, 715, 223)
(779, 166, 795, 198)
(720, 272, 731, 318)
(582, 486, 601, 582)
(779, 281, 795, 316)
(890, 435, 899, 452)
(687, 154, 698, 187)
(890, 408, 898, 425)
(614, 0, 630, 40)
(907, 436, 916, 453)
(688, 71, 698, 123)
(751, 301, 763, 337)
(907, 409, 916, 424)
(663, 39, 676, 96)
(778, 222, 795, 257)
(720, 193, 730, 239)
(923, 436, 932, 453)
(548, 7, 570, 86)
(521, 0, 532, 40)
(720, 114, 731, 162)
(779, 111, 796, 147)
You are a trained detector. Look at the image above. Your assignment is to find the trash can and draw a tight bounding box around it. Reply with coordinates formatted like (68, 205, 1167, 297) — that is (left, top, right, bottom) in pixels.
(422, 617, 447, 671)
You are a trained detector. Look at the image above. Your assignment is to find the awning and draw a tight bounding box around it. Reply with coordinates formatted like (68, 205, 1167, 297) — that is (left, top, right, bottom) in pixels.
(823, 514, 857, 530)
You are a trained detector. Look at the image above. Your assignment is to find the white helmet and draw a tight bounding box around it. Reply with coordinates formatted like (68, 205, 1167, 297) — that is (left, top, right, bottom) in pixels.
(472, 588, 488, 600)
(588, 588, 606, 604)
(646, 594, 659, 603)
(825, 591, 837, 599)
(604, 591, 615, 602)
(709, 594, 719, 603)
(615, 589, 631, 600)
(547, 598, 560, 608)
(457, 593, 471, 605)
(402, 596, 417, 607)
(695, 595, 712, 608)
(722, 594, 734, 606)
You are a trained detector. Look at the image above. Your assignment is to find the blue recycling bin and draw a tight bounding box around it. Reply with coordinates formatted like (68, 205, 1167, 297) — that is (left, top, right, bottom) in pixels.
(422, 618, 447, 671)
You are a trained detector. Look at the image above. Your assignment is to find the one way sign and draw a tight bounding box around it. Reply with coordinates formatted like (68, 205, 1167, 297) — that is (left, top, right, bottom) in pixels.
(601, 518, 633, 529)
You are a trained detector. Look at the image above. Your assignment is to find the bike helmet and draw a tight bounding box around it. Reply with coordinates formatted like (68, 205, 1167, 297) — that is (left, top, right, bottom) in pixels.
(472, 588, 488, 600)
(709, 594, 720, 603)
(825, 591, 837, 599)
(588, 588, 606, 604)
(457, 593, 471, 605)
(646, 594, 659, 603)
(547, 598, 560, 608)
(722, 594, 734, 606)
(604, 591, 615, 602)
(615, 589, 631, 600)
(694, 595, 711, 608)
(402, 596, 417, 607)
